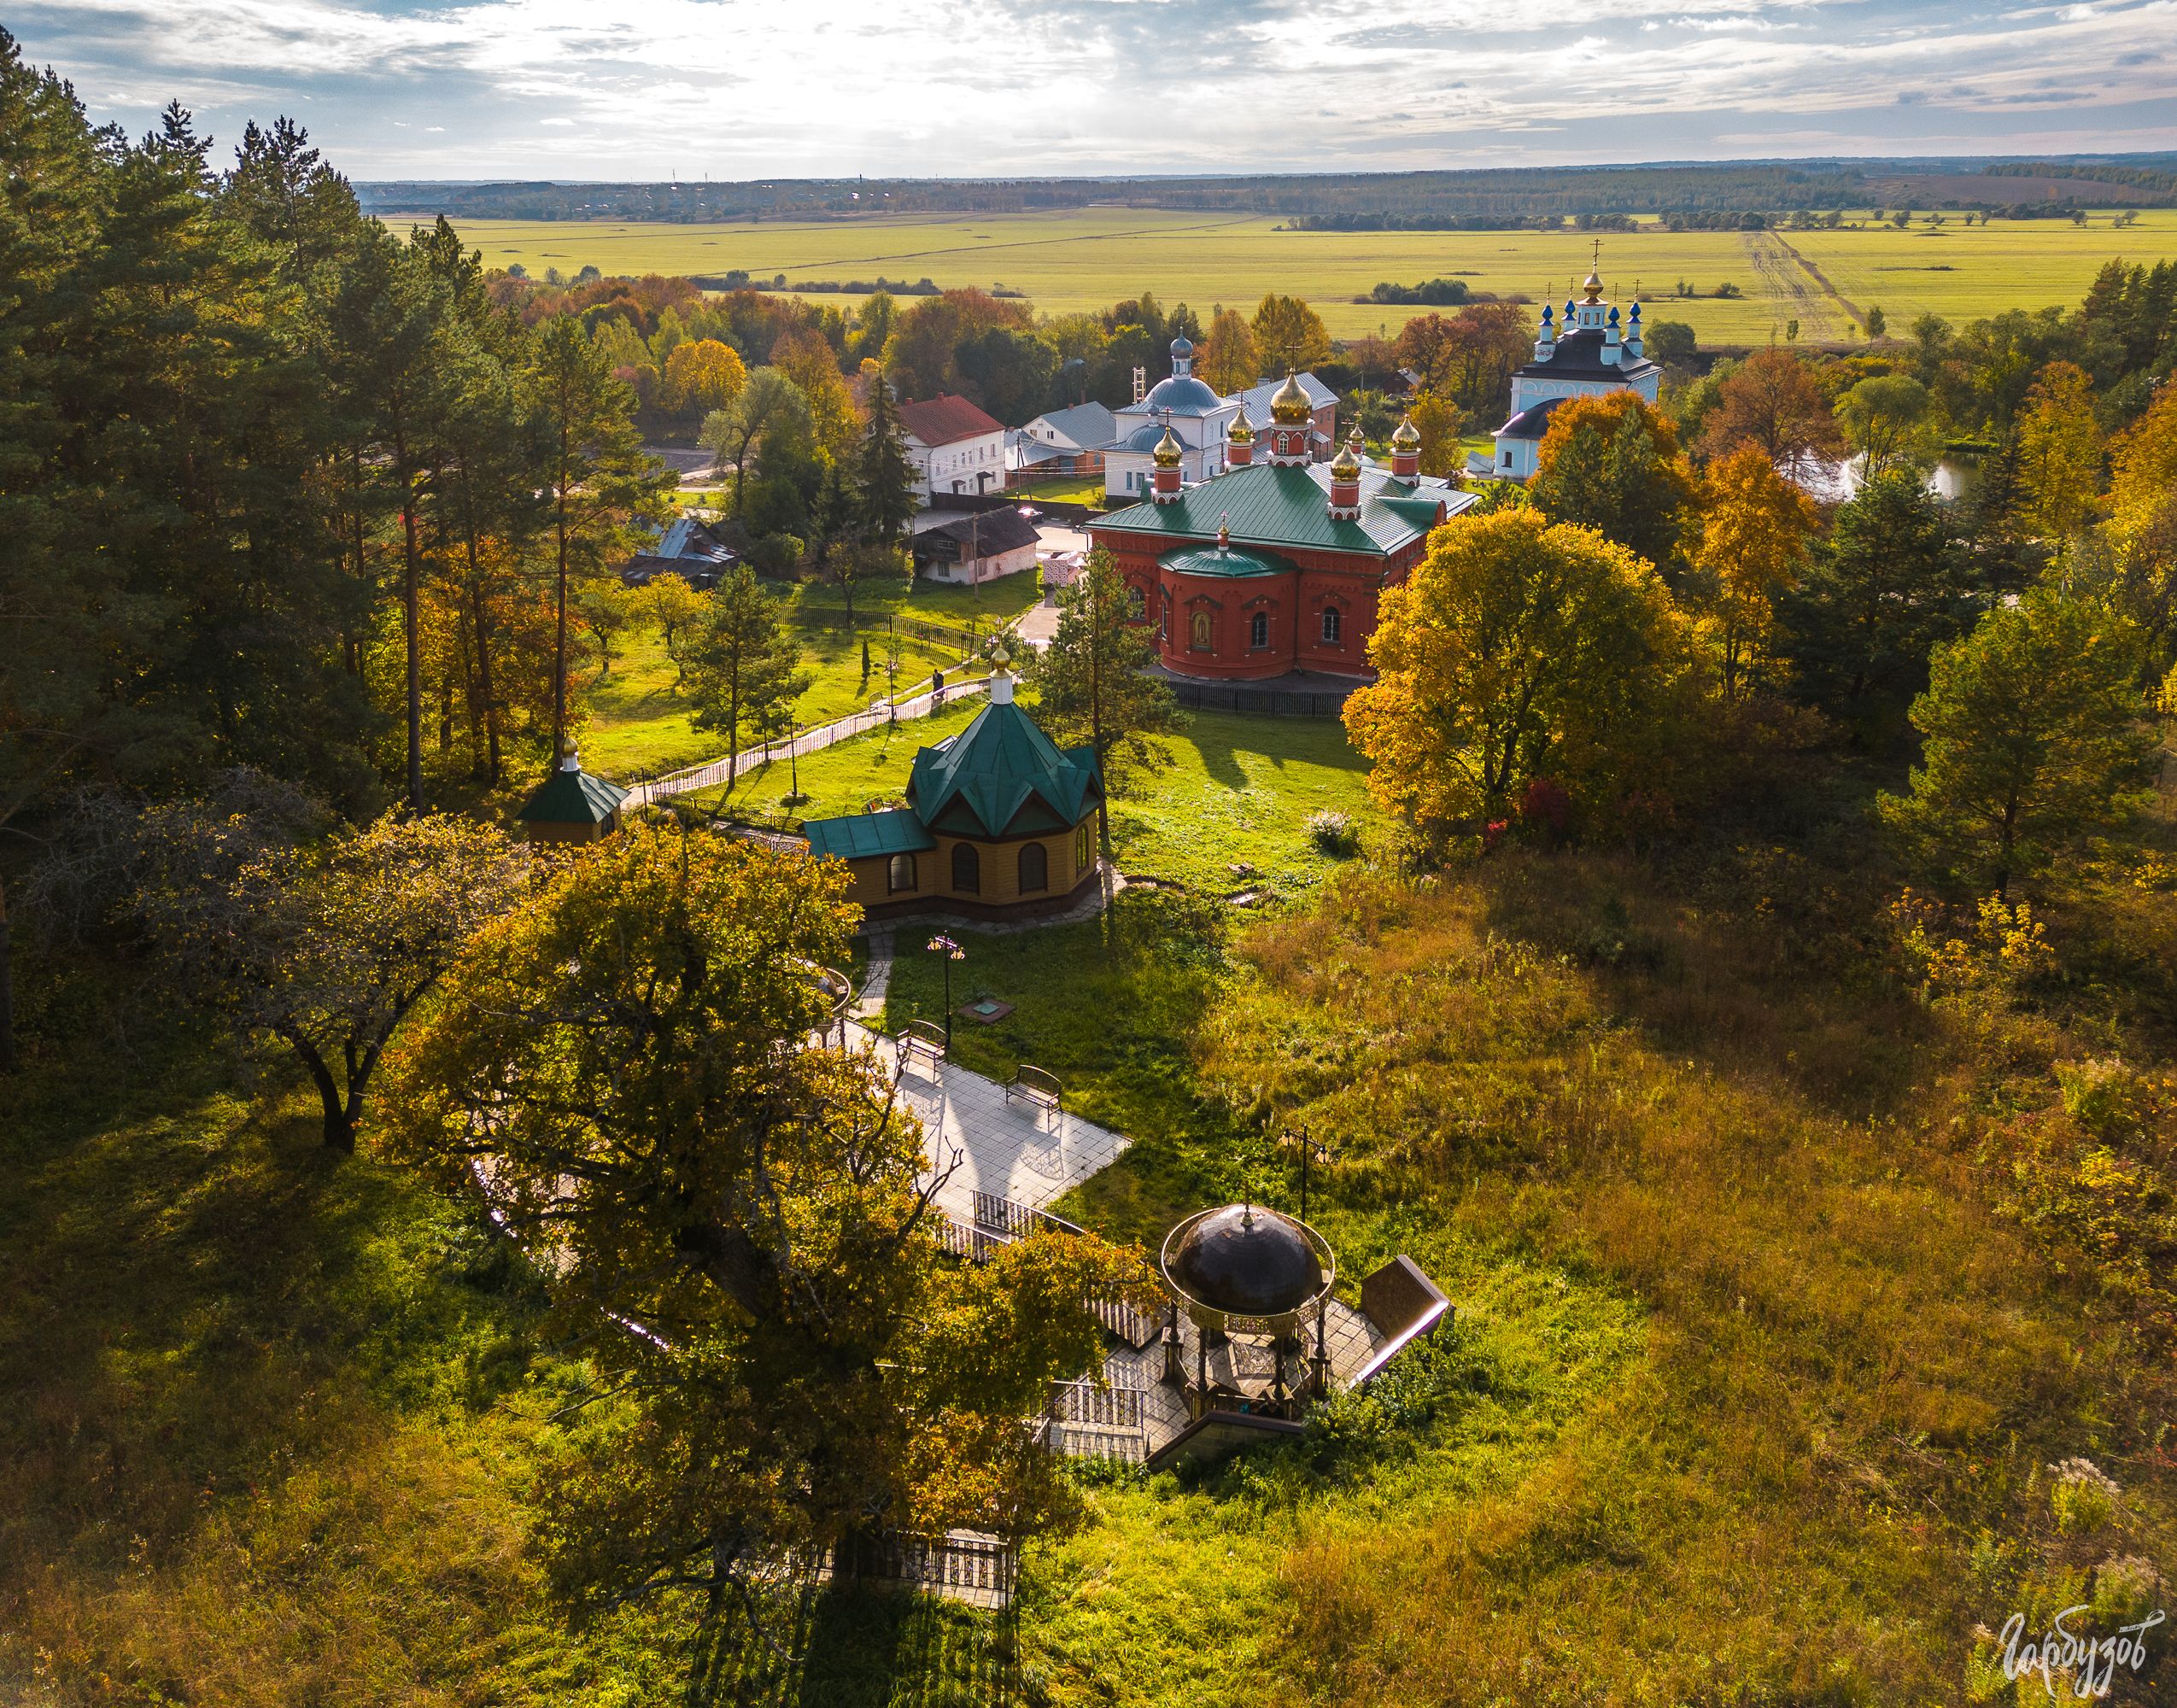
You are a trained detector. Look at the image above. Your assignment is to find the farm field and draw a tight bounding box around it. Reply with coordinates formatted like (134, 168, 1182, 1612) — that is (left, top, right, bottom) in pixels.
(401, 207, 2177, 346)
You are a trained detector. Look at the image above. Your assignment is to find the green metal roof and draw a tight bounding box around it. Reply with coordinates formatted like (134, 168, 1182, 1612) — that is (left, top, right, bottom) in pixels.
(515, 763, 627, 825)
(1092, 462, 1468, 558)
(1158, 545, 1296, 579)
(908, 697, 1102, 839)
(803, 808, 936, 861)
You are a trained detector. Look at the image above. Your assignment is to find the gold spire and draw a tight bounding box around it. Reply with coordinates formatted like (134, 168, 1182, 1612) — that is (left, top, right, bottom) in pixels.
(1153, 422, 1183, 469)
(1227, 403, 1254, 444)
(1390, 413, 1420, 448)
(1269, 368, 1310, 425)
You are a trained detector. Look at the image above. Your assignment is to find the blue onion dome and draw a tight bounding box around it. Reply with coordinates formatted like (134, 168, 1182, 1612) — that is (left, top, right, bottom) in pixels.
(1140, 371, 1224, 415)
(1170, 334, 1194, 360)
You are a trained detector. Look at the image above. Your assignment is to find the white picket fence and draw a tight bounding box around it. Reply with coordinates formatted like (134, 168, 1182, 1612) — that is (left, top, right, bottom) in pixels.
(623, 676, 992, 809)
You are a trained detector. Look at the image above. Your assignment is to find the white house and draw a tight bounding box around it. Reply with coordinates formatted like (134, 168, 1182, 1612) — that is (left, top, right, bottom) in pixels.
(898, 394, 1008, 500)
(1486, 267, 1660, 481)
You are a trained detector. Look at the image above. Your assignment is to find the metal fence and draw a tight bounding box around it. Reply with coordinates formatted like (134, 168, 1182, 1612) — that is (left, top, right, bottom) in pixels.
(831, 1530, 1018, 1610)
(1049, 1378, 1144, 1430)
(1167, 681, 1352, 719)
(971, 1190, 1084, 1241)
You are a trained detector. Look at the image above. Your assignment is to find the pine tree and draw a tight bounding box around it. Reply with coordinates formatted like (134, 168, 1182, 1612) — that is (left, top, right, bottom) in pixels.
(1022, 548, 1182, 851)
(686, 566, 810, 791)
(1782, 471, 1980, 734)
(526, 313, 676, 766)
(857, 371, 919, 546)
(1880, 588, 2156, 892)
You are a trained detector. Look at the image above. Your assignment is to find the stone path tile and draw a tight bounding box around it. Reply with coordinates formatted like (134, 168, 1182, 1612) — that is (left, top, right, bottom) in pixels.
(846, 1021, 1129, 1219)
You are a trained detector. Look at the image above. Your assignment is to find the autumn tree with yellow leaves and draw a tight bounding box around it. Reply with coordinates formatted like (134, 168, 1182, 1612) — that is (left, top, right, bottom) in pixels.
(1689, 445, 1822, 702)
(381, 828, 1153, 1667)
(1345, 509, 1693, 839)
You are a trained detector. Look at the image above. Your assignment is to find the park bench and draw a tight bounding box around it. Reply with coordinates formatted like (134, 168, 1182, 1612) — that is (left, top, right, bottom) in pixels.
(1005, 1063, 1062, 1119)
(897, 1020, 946, 1075)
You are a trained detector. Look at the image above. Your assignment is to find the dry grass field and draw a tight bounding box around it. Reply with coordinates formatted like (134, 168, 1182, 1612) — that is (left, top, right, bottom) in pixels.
(395, 206, 2177, 346)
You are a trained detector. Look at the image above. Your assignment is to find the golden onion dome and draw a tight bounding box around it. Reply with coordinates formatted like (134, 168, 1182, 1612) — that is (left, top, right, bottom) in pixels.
(1153, 423, 1184, 469)
(1330, 433, 1362, 480)
(1582, 268, 1605, 302)
(1269, 369, 1311, 425)
(1227, 403, 1255, 444)
(1390, 413, 1420, 448)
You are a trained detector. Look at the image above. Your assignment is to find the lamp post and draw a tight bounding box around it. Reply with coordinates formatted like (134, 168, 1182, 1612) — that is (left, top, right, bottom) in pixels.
(928, 933, 965, 1048)
(1281, 1125, 1336, 1224)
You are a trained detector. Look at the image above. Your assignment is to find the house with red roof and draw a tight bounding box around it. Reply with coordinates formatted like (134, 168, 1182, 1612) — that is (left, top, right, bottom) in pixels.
(897, 393, 1007, 501)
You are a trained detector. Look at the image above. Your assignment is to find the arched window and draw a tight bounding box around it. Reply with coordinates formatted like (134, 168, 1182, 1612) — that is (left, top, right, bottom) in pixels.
(1320, 607, 1342, 646)
(1075, 821, 1092, 872)
(1019, 841, 1048, 893)
(951, 842, 980, 894)
(1190, 609, 1213, 650)
(887, 852, 917, 893)
(1249, 611, 1269, 650)
(1127, 583, 1145, 618)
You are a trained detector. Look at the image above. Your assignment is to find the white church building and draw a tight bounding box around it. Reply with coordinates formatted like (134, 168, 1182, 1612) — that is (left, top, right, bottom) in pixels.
(1484, 267, 1660, 482)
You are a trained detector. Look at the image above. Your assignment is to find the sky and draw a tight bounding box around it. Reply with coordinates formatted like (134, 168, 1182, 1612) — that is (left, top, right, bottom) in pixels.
(9, 0, 2177, 180)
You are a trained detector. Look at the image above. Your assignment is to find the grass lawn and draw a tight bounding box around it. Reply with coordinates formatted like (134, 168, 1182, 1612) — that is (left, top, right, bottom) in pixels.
(418, 208, 2177, 346)
(1011, 476, 1107, 506)
(696, 700, 1384, 900)
(578, 567, 1046, 781)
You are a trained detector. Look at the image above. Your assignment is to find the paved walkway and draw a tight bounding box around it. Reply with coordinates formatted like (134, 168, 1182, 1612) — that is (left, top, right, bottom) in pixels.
(853, 929, 894, 1021)
(846, 1020, 1129, 1220)
(626, 676, 991, 806)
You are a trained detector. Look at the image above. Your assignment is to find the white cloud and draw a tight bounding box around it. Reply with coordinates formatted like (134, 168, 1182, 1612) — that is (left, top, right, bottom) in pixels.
(12, 0, 2177, 175)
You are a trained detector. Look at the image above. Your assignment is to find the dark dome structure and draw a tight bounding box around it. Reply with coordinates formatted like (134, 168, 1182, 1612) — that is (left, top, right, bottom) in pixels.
(1162, 1203, 1327, 1319)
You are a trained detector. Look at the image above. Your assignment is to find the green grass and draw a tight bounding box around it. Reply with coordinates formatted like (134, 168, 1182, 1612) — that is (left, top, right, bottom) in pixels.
(424, 208, 2177, 346)
(694, 701, 1382, 899)
(0, 1004, 685, 1704)
(877, 830, 2177, 1706)
(579, 568, 1047, 781)
(1109, 714, 1383, 894)
(1011, 476, 1107, 506)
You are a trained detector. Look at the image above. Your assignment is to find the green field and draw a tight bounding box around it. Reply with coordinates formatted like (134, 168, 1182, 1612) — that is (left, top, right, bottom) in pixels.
(410, 207, 2177, 346)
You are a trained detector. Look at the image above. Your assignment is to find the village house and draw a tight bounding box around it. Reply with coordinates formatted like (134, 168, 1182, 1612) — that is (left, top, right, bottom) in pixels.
(910, 507, 1043, 585)
(1009, 401, 1116, 486)
(898, 393, 1009, 500)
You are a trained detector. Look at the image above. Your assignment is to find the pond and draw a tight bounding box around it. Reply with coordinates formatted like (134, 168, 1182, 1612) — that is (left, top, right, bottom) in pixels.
(1798, 450, 1981, 505)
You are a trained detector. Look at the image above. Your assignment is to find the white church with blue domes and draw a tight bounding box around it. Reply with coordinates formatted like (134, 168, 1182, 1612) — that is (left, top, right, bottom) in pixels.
(1485, 265, 1660, 481)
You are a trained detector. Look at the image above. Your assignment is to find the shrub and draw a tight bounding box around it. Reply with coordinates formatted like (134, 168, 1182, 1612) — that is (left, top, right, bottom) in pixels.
(2055, 1057, 2144, 1140)
(2048, 1458, 2121, 1533)
(1307, 810, 1361, 858)
(746, 533, 804, 577)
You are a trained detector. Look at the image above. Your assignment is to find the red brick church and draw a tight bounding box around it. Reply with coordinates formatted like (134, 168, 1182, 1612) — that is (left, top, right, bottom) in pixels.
(1085, 372, 1473, 681)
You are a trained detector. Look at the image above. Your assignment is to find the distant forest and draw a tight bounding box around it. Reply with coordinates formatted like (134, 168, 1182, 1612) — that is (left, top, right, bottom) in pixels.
(360, 156, 2177, 225)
